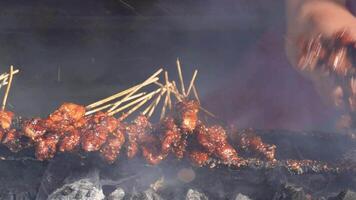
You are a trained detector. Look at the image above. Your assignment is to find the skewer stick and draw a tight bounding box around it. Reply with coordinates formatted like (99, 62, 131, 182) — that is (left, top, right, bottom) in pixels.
(171, 81, 183, 101)
(165, 71, 172, 110)
(142, 88, 166, 116)
(118, 97, 151, 121)
(176, 59, 186, 96)
(192, 84, 200, 104)
(0, 69, 19, 83)
(108, 68, 163, 112)
(147, 89, 166, 118)
(160, 71, 170, 119)
(2, 66, 14, 111)
(108, 88, 161, 116)
(160, 90, 170, 120)
(86, 77, 159, 109)
(186, 69, 198, 96)
(85, 92, 146, 115)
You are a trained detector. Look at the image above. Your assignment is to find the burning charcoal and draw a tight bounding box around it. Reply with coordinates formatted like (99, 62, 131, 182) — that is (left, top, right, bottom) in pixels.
(47, 179, 105, 200)
(185, 189, 209, 200)
(235, 193, 252, 200)
(328, 190, 356, 200)
(272, 184, 308, 200)
(107, 187, 125, 200)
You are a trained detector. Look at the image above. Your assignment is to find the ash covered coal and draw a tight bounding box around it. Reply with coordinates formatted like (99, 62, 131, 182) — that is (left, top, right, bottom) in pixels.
(0, 130, 356, 200)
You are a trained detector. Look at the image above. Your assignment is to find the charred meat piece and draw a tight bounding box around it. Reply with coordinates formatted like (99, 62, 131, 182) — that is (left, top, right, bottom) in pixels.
(2, 129, 25, 152)
(237, 129, 276, 161)
(0, 110, 14, 130)
(100, 126, 125, 163)
(141, 134, 165, 165)
(159, 117, 183, 157)
(125, 115, 151, 158)
(22, 118, 47, 141)
(81, 112, 118, 152)
(58, 130, 81, 152)
(189, 151, 210, 167)
(174, 100, 199, 133)
(45, 103, 86, 132)
(196, 124, 240, 165)
(35, 134, 59, 160)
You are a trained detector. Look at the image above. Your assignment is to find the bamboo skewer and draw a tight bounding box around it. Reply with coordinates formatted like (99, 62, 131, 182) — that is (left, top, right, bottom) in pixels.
(164, 71, 172, 110)
(192, 85, 200, 104)
(86, 77, 159, 110)
(0, 69, 19, 83)
(118, 97, 151, 121)
(186, 70, 198, 96)
(160, 71, 171, 119)
(142, 88, 166, 116)
(147, 89, 166, 118)
(108, 68, 163, 112)
(160, 91, 170, 120)
(176, 59, 186, 96)
(85, 92, 146, 116)
(108, 88, 162, 116)
(2, 66, 14, 111)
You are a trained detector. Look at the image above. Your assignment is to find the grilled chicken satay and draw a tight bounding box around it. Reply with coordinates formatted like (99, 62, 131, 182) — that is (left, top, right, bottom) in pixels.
(236, 129, 276, 161)
(81, 112, 118, 152)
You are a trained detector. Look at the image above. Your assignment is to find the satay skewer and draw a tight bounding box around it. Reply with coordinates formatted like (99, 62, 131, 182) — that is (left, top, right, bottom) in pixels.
(160, 71, 171, 119)
(142, 88, 166, 116)
(118, 96, 152, 121)
(85, 92, 147, 115)
(192, 85, 200, 104)
(86, 77, 159, 110)
(108, 88, 162, 116)
(2, 66, 15, 111)
(186, 69, 198, 96)
(176, 59, 186, 96)
(108, 68, 163, 112)
(147, 89, 166, 118)
(0, 69, 19, 84)
(165, 71, 173, 110)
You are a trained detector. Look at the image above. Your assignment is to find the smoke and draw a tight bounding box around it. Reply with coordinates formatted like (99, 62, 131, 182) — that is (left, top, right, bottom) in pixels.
(0, 0, 337, 130)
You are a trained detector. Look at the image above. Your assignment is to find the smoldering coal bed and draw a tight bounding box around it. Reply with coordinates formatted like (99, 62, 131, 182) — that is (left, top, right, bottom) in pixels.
(1, 130, 356, 200)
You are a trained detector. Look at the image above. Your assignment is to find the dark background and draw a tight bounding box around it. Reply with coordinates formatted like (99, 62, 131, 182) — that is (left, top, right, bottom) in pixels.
(0, 0, 335, 131)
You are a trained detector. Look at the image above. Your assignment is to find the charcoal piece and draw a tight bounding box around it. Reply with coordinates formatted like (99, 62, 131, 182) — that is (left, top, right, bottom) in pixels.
(47, 178, 105, 200)
(129, 188, 162, 200)
(272, 184, 307, 200)
(185, 189, 208, 200)
(107, 187, 125, 200)
(329, 190, 356, 200)
(235, 193, 252, 200)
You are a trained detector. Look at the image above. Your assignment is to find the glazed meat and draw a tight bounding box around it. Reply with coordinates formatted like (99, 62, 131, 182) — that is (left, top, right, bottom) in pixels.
(35, 134, 59, 160)
(81, 112, 118, 152)
(58, 130, 81, 152)
(100, 127, 125, 163)
(141, 134, 165, 165)
(237, 130, 276, 161)
(2, 129, 24, 152)
(174, 100, 199, 133)
(0, 110, 14, 130)
(196, 124, 240, 165)
(189, 151, 210, 167)
(22, 118, 47, 141)
(125, 115, 151, 158)
(159, 117, 182, 156)
(45, 103, 86, 133)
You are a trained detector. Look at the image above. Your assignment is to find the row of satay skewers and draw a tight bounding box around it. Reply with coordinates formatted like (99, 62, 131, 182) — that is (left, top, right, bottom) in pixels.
(0, 62, 347, 175)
